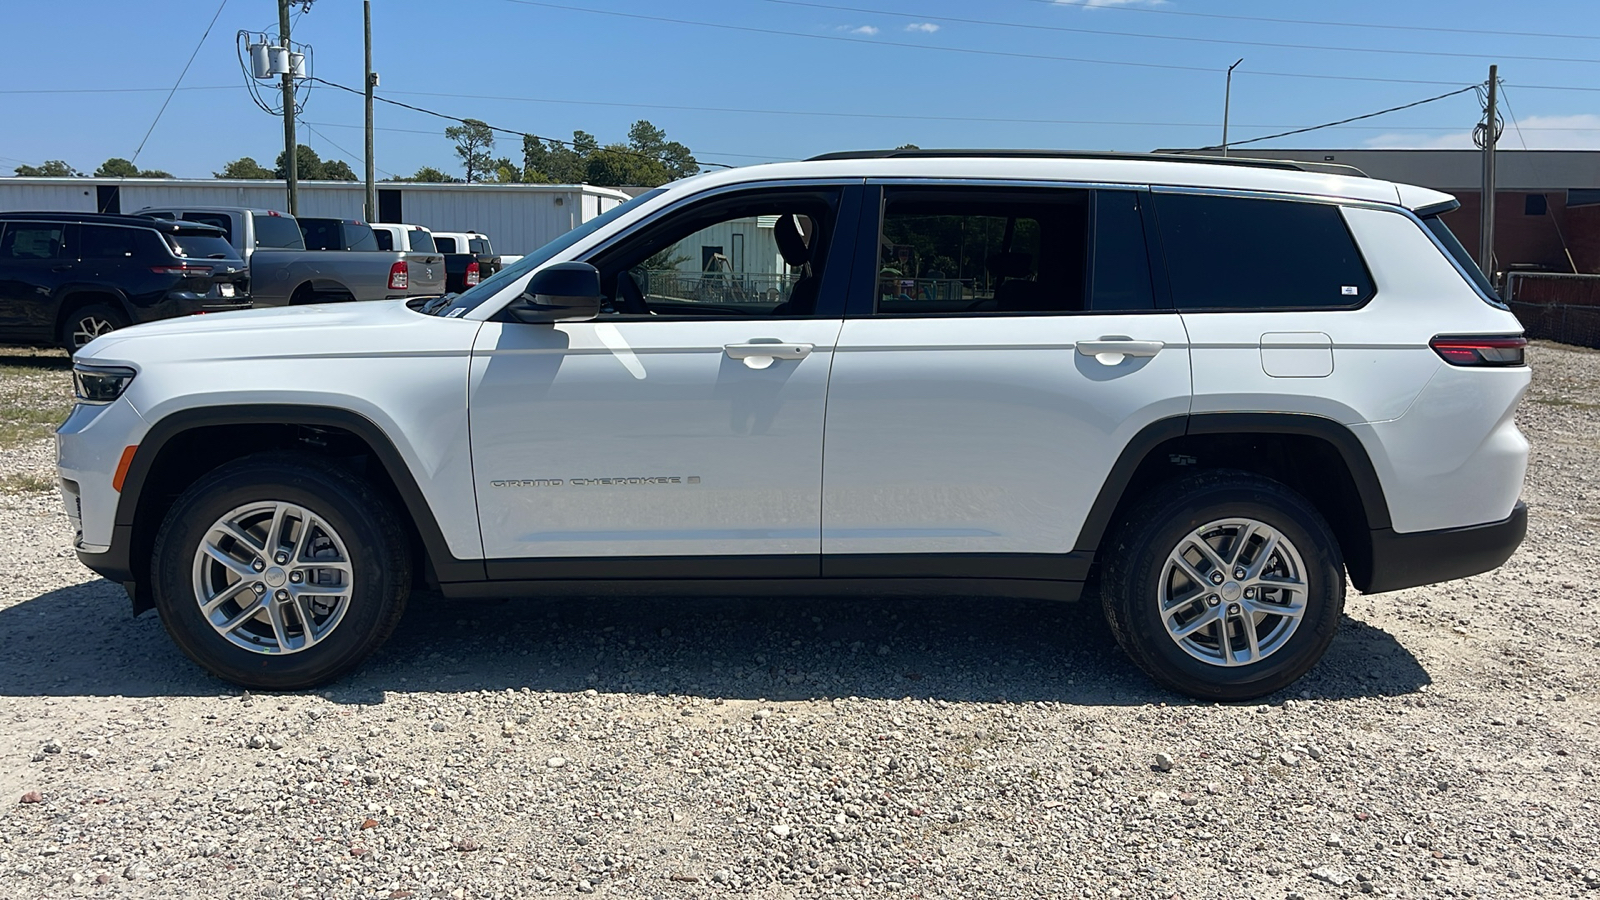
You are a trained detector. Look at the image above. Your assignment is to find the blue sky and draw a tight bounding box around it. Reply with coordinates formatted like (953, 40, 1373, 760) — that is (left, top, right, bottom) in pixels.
(2, 0, 1598, 179)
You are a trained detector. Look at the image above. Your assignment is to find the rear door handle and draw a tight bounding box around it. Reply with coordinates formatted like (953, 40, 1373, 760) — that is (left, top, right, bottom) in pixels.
(724, 341, 813, 369)
(1076, 337, 1164, 365)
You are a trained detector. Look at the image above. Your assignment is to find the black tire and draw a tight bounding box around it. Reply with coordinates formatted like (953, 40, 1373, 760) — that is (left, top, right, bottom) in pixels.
(1100, 470, 1345, 701)
(60, 302, 129, 352)
(289, 284, 316, 306)
(150, 452, 411, 690)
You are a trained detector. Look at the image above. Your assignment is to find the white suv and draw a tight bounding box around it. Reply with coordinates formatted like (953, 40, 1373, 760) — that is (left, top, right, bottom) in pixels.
(59, 150, 1530, 699)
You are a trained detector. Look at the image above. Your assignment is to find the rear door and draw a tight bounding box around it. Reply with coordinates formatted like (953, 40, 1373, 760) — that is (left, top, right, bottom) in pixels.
(820, 184, 1193, 576)
(0, 221, 73, 339)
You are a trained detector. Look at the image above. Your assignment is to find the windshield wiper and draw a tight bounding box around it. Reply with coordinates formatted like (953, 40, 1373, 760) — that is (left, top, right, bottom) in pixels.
(418, 293, 459, 315)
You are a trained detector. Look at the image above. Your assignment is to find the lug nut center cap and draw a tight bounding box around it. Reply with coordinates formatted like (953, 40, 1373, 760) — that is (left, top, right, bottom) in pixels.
(264, 567, 288, 588)
(1220, 581, 1243, 602)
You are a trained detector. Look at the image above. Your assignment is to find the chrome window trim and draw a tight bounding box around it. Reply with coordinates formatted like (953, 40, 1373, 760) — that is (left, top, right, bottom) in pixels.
(866, 177, 1152, 192)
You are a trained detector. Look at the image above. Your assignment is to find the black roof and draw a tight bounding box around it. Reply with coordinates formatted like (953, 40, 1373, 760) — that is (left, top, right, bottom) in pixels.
(0, 211, 226, 234)
(805, 148, 1368, 178)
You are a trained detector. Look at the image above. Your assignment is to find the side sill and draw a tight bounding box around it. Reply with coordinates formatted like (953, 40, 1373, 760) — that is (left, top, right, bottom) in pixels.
(441, 577, 1083, 603)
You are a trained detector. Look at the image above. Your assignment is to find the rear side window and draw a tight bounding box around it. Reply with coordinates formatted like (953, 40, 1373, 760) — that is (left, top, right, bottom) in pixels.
(435, 236, 458, 253)
(408, 229, 436, 253)
(79, 225, 151, 259)
(0, 223, 66, 260)
(300, 219, 340, 251)
(1091, 191, 1155, 311)
(345, 224, 379, 252)
(253, 215, 304, 249)
(1154, 193, 1374, 309)
(1422, 215, 1499, 301)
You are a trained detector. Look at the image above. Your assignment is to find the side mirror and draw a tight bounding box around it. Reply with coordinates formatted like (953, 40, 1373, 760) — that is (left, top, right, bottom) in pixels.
(504, 262, 602, 324)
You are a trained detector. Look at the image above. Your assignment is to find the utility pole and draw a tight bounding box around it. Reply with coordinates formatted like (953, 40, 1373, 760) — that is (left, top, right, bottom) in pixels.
(364, 0, 376, 222)
(1478, 64, 1498, 277)
(278, 0, 298, 215)
(1221, 58, 1244, 157)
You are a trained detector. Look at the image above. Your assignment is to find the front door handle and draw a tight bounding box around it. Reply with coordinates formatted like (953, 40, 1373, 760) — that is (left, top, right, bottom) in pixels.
(1076, 337, 1164, 366)
(724, 341, 813, 369)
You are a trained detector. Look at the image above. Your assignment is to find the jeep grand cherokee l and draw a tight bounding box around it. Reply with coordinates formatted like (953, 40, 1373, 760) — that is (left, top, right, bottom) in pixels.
(58, 150, 1529, 699)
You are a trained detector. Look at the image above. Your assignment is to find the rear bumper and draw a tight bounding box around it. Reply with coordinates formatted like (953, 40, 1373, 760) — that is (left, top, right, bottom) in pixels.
(132, 296, 252, 323)
(1357, 502, 1527, 594)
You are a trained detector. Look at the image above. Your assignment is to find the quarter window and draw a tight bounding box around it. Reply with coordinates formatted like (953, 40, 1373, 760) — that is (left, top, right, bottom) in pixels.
(1153, 193, 1374, 309)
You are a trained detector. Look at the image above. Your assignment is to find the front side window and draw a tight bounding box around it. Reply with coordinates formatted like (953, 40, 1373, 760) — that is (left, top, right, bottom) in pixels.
(0, 223, 66, 260)
(435, 236, 458, 253)
(373, 230, 395, 251)
(1154, 193, 1374, 310)
(299, 219, 341, 251)
(588, 187, 842, 319)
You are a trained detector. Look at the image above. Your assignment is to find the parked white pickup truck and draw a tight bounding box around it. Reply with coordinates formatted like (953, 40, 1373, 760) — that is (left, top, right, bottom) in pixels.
(138, 207, 445, 305)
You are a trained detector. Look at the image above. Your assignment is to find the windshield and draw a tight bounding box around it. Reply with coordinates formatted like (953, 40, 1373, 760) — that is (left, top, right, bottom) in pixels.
(1423, 214, 1500, 302)
(421, 189, 667, 317)
(408, 229, 437, 253)
(253, 215, 305, 249)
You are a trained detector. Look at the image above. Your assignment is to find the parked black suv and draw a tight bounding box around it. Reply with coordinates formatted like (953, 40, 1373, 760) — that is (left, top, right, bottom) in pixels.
(0, 212, 251, 351)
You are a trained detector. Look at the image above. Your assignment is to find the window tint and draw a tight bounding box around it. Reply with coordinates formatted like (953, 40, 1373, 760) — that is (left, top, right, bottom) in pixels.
(344, 224, 379, 252)
(435, 236, 458, 253)
(79, 225, 147, 260)
(1090, 191, 1155, 311)
(166, 230, 240, 260)
(180, 212, 234, 242)
(253, 215, 304, 249)
(876, 188, 1086, 315)
(589, 187, 841, 319)
(468, 238, 489, 255)
(1423, 214, 1498, 301)
(299, 219, 341, 251)
(373, 229, 395, 251)
(1154, 193, 1374, 309)
(408, 229, 436, 253)
(0, 223, 65, 260)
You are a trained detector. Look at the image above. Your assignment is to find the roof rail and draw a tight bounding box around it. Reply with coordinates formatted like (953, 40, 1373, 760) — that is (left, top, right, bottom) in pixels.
(804, 148, 1369, 178)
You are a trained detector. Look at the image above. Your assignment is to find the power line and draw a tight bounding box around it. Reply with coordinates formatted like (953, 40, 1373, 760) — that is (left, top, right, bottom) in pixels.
(303, 120, 793, 161)
(0, 86, 236, 95)
(309, 76, 738, 170)
(1497, 85, 1580, 274)
(493, 0, 1478, 89)
(1019, 0, 1600, 44)
(127, 0, 230, 168)
(301, 122, 396, 179)
(365, 88, 1600, 132)
(768, 0, 1600, 66)
(1190, 85, 1480, 151)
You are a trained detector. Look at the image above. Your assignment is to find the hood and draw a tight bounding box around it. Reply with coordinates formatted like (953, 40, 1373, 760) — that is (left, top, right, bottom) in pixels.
(77, 299, 481, 368)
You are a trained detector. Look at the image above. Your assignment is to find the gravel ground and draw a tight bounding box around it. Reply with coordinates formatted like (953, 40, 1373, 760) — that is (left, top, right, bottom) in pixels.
(0, 343, 1596, 900)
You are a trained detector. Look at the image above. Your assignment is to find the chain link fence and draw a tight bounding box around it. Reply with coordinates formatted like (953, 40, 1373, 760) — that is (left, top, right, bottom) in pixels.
(1504, 273, 1600, 349)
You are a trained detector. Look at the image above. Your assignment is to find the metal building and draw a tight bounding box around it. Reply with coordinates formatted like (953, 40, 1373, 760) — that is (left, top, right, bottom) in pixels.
(0, 178, 633, 255)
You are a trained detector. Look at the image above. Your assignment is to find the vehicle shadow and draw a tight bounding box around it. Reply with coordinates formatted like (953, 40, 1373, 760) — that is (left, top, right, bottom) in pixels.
(0, 577, 1431, 704)
(0, 351, 71, 371)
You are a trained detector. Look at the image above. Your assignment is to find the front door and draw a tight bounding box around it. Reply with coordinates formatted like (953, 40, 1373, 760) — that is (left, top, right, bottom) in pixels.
(469, 184, 859, 572)
(0, 221, 72, 340)
(821, 185, 1193, 572)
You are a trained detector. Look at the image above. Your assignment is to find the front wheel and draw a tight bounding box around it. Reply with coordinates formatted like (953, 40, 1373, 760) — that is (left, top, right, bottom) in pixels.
(1100, 471, 1345, 701)
(150, 453, 411, 689)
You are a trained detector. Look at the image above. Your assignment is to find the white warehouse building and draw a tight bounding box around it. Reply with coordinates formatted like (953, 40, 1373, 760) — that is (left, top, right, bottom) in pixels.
(0, 178, 633, 256)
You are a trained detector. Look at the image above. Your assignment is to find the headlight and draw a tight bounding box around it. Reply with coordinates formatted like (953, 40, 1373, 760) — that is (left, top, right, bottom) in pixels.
(72, 365, 137, 404)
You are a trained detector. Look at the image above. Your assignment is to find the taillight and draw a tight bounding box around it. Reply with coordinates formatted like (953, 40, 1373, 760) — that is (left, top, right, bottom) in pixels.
(1430, 334, 1527, 367)
(388, 261, 408, 291)
(464, 261, 480, 286)
(151, 265, 214, 276)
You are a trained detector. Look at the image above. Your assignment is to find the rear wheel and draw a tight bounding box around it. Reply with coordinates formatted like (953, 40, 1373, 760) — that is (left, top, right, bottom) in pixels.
(151, 453, 411, 689)
(1101, 471, 1345, 701)
(60, 303, 128, 352)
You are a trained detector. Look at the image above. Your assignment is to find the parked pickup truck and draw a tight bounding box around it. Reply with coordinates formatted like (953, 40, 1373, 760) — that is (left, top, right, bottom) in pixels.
(430, 230, 504, 293)
(138, 207, 445, 305)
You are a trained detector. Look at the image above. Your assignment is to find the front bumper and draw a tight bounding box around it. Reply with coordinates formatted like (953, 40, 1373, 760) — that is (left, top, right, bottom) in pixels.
(1357, 501, 1527, 594)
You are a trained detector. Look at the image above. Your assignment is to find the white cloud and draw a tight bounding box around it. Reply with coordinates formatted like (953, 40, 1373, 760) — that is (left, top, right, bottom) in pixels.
(836, 24, 879, 35)
(1363, 113, 1600, 151)
(905, 22, 940, 33)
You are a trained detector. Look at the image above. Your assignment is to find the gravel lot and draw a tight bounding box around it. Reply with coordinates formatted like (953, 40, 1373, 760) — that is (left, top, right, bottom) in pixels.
(1, 343, 1596, 900)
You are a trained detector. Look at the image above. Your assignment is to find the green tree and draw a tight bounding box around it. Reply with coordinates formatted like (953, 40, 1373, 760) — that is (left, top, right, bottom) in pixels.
(407, 166, 461, 183)
(488, 156, 521, 183)
(95, 157, 139, 177)
(274, 144, 325, 180)
(521, 135, 584, 184)
(444, 118, 495, 183)
(320, 159, 358, 181)
(214, 157, 275, 179)
(585, 144, 667, 188)
(895, 143, 921, 150)
(627, 119, 698, 180)
(14, 159, 81, 177)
